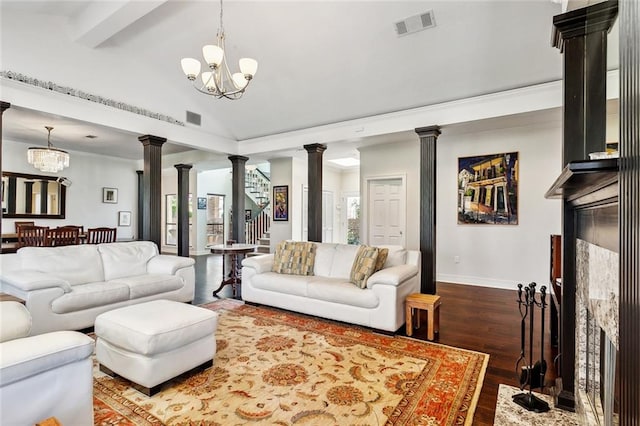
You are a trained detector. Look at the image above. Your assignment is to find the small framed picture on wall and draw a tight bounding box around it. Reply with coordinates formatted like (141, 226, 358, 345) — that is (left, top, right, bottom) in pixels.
(103, 187, 118, 203)
(273, 185, 288, 221)
(197, 197, 207, 210)
(118, 211, 131, 226)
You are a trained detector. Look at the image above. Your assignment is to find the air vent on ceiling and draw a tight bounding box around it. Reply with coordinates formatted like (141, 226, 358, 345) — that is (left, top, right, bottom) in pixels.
(395, 10, 436, 36)
(186, 110, 201, 126)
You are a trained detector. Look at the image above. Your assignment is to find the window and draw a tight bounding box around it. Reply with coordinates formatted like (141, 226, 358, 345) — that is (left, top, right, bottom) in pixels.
(165, 194, 193, 246)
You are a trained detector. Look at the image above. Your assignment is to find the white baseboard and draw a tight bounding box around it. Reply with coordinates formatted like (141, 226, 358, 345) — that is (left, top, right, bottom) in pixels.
(436, 273, 520, 291)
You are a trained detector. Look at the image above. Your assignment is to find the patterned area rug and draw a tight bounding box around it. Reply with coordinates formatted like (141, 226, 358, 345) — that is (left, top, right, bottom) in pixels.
(93, 301, 489, 425)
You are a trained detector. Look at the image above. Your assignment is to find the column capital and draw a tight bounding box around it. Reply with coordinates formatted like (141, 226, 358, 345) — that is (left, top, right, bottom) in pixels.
(174, 163, 193, 171)
(303, 143, 327, 154)
(228, 155, 249, 164)
(415, 125, 441, 139)
(0, 101, 10, 114)
(552, 1, 618, 49)
(138, 134, 167, 146)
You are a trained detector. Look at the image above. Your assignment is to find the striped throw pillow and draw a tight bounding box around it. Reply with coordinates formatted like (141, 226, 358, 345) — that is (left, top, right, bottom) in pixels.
(349, 245, 379, 288)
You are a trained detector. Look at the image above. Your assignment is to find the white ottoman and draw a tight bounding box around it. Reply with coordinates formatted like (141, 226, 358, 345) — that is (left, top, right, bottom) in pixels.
(95, 300, 218, 396)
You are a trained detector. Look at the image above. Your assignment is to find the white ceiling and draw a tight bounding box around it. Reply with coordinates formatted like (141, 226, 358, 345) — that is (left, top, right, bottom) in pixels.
(0, 1, 618, 166)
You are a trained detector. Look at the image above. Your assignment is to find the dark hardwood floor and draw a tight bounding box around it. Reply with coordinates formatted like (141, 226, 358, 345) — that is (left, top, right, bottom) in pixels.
(192, 255, 558, 425)
(426, 282, 558, 425)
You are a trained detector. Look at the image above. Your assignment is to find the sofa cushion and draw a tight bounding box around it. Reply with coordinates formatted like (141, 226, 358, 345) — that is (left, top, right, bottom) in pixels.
(94, 300, 218, 355)
(18, 245, 104, 285)
(350, 245, 379, 288)
(51, 282, 130, 314)
(251, 272, 310, 297)
(272, 241, 316, 275)
(313, 243, 338, 277)
(98, 242, 158, 281)
(328, 244, 361, 279)
(379, 245, 407, 268)
(110, 274, 183, 299)
(307, 277, 379, 309)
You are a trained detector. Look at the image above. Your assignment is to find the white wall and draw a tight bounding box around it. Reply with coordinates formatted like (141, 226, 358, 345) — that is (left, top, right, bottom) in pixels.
(2, 139, 138, 238)
(436, 119, 563, 289)
(359, 139, 421, 251)
(358, 116, 563, 290)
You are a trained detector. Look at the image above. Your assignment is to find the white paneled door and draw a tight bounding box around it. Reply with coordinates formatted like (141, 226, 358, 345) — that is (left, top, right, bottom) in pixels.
(368, 178, 405, 246)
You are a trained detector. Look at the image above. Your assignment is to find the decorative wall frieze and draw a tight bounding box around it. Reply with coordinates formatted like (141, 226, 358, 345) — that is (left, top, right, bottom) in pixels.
(1, 71, 185, 126)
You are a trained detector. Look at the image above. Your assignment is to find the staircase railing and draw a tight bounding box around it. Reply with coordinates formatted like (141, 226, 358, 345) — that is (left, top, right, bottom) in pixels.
(245, 168, 270, 208)
(245, 210, 270, 245)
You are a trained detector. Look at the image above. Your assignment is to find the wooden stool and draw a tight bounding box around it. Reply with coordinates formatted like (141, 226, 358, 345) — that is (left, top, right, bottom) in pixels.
(405, 293, 441, 340)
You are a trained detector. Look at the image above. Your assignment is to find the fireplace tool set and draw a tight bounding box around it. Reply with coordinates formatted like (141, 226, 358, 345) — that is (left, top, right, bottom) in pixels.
(513, 282, 550, 413)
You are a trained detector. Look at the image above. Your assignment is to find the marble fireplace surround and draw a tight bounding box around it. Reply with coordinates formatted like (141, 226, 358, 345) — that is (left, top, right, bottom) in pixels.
(575, 238, 619, 425)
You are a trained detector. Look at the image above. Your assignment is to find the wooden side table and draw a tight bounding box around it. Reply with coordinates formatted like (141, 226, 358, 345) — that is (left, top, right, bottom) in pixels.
(405, 293, 441, 340)
(208, 243, 257, 298)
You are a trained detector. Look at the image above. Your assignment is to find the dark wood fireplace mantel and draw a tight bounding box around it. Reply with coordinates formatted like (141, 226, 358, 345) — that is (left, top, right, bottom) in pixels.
(545, 158, 619, 206)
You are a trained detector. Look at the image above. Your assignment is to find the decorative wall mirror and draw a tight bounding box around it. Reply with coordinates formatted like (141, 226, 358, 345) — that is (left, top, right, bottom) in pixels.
(1, 171, 67, 219)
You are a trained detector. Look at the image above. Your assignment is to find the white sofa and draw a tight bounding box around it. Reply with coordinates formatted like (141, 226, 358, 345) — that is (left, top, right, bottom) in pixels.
(0, 301, 95, 425)
(0, 241, 195, 335)
(241, 243, 420, 332)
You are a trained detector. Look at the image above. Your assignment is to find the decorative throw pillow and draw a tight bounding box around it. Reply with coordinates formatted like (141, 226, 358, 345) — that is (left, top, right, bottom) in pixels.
(271, 241, 316, 275)
(349, 245, 379, 289)
(374, 248, 389, 272)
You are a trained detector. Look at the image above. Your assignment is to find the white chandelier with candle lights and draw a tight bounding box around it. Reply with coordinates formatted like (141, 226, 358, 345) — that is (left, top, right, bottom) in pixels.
(180, 0, 257, 100)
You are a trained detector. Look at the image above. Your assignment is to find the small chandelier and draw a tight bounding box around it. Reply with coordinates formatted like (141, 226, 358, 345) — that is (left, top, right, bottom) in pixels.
(27, 126, 70, 173)
(180, 0, 258, 100)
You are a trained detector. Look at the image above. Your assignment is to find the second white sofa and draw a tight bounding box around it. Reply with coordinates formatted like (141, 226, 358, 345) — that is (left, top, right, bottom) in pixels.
(241, 243, 420, 332)
(0, 241, 195, 335)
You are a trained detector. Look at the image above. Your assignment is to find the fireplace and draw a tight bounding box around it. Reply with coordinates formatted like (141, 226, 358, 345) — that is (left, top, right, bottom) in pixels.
(545, 158, 619, 423)
(576, 238, 619, 425)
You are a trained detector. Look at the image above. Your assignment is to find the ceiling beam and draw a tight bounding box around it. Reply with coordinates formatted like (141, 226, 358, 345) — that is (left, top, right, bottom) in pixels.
(71, 1, 167, 48)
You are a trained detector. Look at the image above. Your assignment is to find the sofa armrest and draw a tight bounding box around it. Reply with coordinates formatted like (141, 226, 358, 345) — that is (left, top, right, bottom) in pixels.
(0, 302, 31, 343)
(366, 264, 418, 289)
(0, 331, 94, 386)
(1, 271, 72, 293)
(242, 254, 274, 274)
(147, 255, 195, 275)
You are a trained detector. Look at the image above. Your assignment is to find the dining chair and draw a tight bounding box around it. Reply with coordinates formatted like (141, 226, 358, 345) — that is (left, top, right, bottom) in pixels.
(63, 225, 85, 233)
(86, 227, 117, 244)
(46, 227, 80, 246)
(17, 226, 49, 248)
(14, 221, 35, 233)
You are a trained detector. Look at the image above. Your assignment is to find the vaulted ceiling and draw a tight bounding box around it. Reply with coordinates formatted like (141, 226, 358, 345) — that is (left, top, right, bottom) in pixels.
(0, 1, 618, 165)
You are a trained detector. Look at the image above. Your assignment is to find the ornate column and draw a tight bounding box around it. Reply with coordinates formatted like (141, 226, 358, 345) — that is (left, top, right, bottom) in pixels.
(0, 101, 10, 236)
(138, 135, 166, 248)
(415, 125, 440, 295)
(304, 143, 327, 242)
(136, 170, 143, 241)
(174, 164, 192, 257)
(229, 155, 248, 243)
